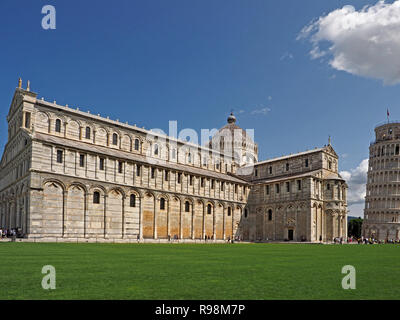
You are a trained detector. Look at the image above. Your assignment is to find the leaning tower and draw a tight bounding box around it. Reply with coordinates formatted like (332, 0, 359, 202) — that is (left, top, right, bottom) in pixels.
(363, 122, 400, 240)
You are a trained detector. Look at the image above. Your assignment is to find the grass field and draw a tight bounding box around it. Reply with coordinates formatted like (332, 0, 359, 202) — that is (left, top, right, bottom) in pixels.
(0, 242, 399, 300)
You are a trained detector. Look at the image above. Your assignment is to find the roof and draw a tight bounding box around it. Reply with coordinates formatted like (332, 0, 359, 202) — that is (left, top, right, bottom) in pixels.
(250, 169, 322, 185)
(254, 148, 325, 166)
(33, 97, 225, 157)
(33, 132, 249, 184)
(250, 170, 345, 185)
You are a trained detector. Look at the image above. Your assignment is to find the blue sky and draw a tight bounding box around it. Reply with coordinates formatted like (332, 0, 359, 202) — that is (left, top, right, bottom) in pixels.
(1, 0, 399, 216)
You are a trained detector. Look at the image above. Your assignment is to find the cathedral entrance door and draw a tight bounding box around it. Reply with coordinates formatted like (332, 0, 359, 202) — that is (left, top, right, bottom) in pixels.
(288, 229, 294, 241)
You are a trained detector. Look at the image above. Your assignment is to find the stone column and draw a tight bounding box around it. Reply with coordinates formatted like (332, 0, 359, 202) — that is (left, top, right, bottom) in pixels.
(167, 198, 170, 239)
(83, 192, 88, 238)
(179, 199, 183, 240)
(139, 194, 143, 240)
(263, 208, 267, 241)
(273, 207, 277, 240)
(122, 195, 126, 238)
(25, 194, 30, 236)
(222, 205, 226, 240)
(15, 198, 20, 228)
(191, 201, 195, 240)
(103, 194, 108, 238)
(62, 190, 68, 237)
(231, 206, 235, 239)
(202, 204, 206, 240)
(154, 197, 158, 240)
(322, 208, 326, 242)
(213, 205, 216, 241)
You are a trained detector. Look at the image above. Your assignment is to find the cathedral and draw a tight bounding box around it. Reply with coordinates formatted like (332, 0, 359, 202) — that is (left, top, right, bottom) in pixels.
(0, 80, 348, 242)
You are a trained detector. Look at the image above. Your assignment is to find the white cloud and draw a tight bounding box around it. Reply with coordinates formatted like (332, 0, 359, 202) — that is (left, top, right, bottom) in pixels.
(280, 52, 294, 61)
(340, 159, 368, 206)
(298, 0, 400, 85)
(251, 107, 271, 115)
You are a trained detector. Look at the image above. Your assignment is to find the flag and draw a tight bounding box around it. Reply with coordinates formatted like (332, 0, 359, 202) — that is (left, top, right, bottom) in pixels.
(387, 109, 390, 117)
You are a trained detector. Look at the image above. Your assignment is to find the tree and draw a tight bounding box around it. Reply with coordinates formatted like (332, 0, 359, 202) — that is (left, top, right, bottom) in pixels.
(348, 218, 363, 238)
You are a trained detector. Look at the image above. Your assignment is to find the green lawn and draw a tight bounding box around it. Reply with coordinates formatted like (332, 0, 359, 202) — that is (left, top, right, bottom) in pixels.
(0, 242, 399, 300)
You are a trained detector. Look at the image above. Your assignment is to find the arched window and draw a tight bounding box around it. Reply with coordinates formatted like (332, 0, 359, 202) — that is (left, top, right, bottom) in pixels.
(188, 153, 192, 163)
(130, 194, 136, 207)
(228, 207, 231, 216)
(112, 133, 118, 145)
(55, 119, 61, 133)
(207, 204, 212, 215)
(185, 201, 190, 212)
(154, 144, 159, 155)
(93, 191, 100, 204)
(244, 208, 248, 218)
(134, 139, 140, 151)
(268, 209, 272, 221)
(160, 198, 165, 210)
(85, 127, 91, 139)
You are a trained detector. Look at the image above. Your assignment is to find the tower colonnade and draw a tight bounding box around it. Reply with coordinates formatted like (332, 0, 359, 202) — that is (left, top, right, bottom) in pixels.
(364, 122, 400, 240)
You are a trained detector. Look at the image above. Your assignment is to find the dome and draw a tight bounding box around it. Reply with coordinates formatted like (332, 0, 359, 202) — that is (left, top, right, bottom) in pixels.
(208, 113, 258, 165)
(227, 112, 236, 124)
(216, 112, 253, 143)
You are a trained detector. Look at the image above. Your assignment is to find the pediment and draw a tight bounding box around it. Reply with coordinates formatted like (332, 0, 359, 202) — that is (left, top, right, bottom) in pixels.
(0, 130, 32, 169)
(7, 88, 37, 122)
(325, 144, 339, 158)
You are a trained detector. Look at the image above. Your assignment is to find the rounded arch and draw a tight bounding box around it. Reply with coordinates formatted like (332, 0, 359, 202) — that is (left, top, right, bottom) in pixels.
(89, 184, 107, 195)
(156, 193, 170, 201)
(133, 137, 141, 151)
(50, 112, 67, 122)
(17, 183, 26, 196)
(94, 126, 109, 146)
(128, 188, 141, 198)
(83, 123, 94, 140)
(121, 134, 132, 151)
(67, 117, 83, 127)
(183, 197, 194, 205)
(196, 198, 205, 206)
(108, 187, 125, 198)
(67, 182, 88, 194)
(35, 111, 50, 133)
(43, 179, 66, 191)
(96, 125, 110, 134)
(111, 132, 119, 145)
(144, 191, 156, 199)
(66, 119, 80, 140)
